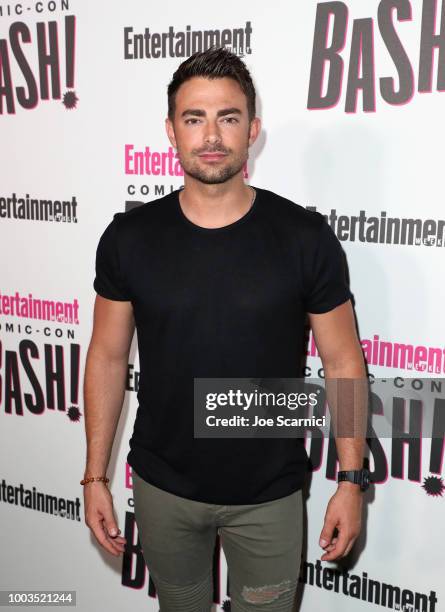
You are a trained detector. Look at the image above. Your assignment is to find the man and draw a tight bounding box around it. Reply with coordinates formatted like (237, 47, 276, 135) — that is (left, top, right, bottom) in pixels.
(82, 47, 368, 611)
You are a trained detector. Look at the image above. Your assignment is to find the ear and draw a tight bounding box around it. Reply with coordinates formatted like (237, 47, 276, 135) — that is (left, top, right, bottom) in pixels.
(165, 117, 177, 149)
(248, 116, 261, 147)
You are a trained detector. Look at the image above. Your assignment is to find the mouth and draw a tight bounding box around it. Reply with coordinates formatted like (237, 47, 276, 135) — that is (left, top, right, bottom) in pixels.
(198, 152, 228, 162)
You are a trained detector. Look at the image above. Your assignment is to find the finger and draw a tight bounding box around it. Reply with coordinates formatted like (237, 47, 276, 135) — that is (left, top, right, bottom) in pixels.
(103, 526, 126, 553)
(106, 538, 126, 554)
(319, 517, 337, 548)
(91, 516, 124, 554)
(109, 535, 127, 543)
(102, 510, 119, 538)
(324, 537, 338, 552)
(105, 533, 126, 548)
(90, 521, 121, 556)
(321, 531, 349, 561)
(108, 529, 126, 542)
(324, 540, 338, 552)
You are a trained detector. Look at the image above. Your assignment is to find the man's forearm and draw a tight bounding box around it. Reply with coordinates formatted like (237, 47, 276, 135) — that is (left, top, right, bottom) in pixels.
(83, 346, 128, 477)
(334, 437, 365, 470)
(324, 355, 368, 472)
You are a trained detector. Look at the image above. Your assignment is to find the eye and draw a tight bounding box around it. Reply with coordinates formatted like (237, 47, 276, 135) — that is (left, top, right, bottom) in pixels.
(222, 117, 238, 124)
(185, 118, 201, 124)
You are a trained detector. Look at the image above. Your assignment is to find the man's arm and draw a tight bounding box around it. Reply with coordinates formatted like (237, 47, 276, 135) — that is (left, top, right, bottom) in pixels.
(308, 298, 368, 561)
(82, 295, 135, 556)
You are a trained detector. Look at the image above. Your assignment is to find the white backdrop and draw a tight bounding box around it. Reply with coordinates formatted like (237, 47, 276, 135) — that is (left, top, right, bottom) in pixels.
(1, 1, 443, 610)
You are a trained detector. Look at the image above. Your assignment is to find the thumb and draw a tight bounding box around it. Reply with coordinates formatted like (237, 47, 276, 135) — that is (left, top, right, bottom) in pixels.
(102, 507, 119, 537)
(319, 515, 336, 548)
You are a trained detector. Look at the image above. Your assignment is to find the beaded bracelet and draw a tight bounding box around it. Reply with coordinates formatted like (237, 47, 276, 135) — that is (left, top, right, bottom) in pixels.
(80, 476, 110, 485)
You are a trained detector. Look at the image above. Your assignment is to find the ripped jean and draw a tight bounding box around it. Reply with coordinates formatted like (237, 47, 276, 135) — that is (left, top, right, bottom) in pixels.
(132, 469, 303, 611)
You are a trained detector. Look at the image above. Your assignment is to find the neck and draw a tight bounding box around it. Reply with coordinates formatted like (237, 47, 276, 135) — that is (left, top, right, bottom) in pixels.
(179, 173, 254, 229)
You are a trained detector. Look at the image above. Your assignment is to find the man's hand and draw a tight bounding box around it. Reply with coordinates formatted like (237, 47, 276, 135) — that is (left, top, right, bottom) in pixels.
(319, 483, 363, 561)
(84, 483, 127, 557)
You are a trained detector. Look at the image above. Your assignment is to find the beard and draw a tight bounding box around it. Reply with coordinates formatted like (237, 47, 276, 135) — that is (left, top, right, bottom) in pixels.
(177, 145, 248, 185)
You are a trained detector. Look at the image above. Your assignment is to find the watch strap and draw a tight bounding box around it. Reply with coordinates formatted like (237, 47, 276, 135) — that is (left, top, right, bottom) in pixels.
(337, 468, 370, 491)
(338, 470, 361, 484)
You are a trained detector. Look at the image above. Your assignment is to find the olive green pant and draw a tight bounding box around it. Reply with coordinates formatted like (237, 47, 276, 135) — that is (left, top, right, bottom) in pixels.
(132, 469, 303, 611)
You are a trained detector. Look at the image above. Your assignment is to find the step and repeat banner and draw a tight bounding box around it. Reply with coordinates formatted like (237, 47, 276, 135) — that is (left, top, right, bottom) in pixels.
(1, 1, 443, 610)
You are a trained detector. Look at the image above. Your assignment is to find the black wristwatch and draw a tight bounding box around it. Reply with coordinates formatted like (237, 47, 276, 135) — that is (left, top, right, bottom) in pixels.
(337, 468, 370, 492)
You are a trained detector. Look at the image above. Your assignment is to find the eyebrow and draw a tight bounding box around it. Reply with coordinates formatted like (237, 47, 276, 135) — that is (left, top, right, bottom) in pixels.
(181, 107, 243, 118)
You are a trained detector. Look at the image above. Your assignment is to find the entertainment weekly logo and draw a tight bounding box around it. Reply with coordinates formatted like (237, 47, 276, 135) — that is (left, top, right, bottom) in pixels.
(0, 192, 78, 222)
(125, 145, 184, 178)
(306, 206, 445, 247)
(123, 21, 253, 59)
(0, 291, 81, 419)
(307, 331, 445, 373)
(0, 290, 79, 324)
(0, 477, 81, 522)
(0, 8, 77, 115)
(307, 0, 445, 112)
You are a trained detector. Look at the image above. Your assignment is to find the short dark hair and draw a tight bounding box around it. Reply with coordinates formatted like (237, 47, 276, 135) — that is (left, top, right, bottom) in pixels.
(167, 46, 256, 121)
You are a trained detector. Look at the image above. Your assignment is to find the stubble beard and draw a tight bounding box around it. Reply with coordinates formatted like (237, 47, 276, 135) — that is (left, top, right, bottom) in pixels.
(177, 146, 249, 185)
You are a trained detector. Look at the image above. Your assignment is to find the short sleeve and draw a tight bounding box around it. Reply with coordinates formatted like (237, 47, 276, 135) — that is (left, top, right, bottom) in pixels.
(304, 218, 353, 314)
(93, 214, 131, 301)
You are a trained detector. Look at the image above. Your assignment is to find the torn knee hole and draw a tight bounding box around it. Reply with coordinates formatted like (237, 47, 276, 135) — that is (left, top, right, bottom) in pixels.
(241, 579, 292, 604)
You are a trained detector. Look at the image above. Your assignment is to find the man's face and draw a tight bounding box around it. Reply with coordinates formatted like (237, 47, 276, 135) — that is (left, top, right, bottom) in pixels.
(166, 76, 260, 185)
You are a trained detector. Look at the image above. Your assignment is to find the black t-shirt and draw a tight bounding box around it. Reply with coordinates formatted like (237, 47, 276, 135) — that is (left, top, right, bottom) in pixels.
(93, 186, 353, 504)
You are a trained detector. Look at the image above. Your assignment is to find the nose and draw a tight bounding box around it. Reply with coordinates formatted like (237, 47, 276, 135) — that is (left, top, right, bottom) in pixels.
(203, 120, 222, 146)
